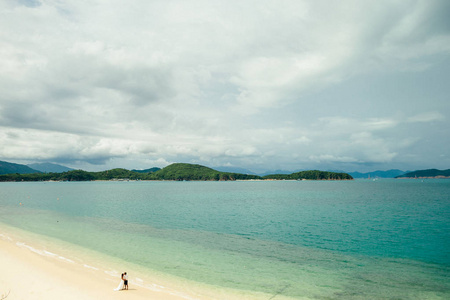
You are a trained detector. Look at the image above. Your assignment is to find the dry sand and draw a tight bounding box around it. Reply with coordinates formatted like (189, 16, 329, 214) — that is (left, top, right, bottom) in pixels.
(0, 236, 192, 300)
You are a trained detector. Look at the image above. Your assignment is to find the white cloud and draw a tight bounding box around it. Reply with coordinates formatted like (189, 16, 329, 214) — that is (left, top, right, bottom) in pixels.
(309, 154, 359, 164)
(407, 112, 445, 123)
(0, 0, 449, 171)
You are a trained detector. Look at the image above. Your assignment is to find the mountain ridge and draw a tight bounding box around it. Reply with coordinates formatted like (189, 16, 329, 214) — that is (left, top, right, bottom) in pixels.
(0, 162, 352, 181)
(0, 160, 41, 175)
(28, 163, 74, 173)
(1, 159, 447, 180)
(396, 169, 450, 178)
(131, 167, 161, 173)
(348, 169, 407, 179)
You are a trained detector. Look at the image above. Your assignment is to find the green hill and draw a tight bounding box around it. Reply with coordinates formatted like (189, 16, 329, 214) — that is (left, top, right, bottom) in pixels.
(263, 170, 353, 180)
(150, 163, 219, 180)
(95, 168, 142, 180)
(131, 167, 161, 173)
(0, 163, 260, 181)
(0, 162, 353, 182)
(396, 169, 450, 178)
(148, 163, 260, 181)
(0, 160, 41, 175)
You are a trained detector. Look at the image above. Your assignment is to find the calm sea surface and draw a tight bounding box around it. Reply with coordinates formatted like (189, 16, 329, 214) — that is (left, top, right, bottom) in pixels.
(0, 179, 449, 299)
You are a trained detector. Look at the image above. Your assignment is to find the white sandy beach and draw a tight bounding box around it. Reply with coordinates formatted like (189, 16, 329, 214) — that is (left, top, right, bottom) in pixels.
(0, 234, 194, 300)
(0, 227, 273, 300)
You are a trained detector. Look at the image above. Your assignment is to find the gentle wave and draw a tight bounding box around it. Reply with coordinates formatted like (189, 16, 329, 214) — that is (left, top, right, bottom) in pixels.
(1, 180, 449, 299)
(6, 233, 195, 299)
(15, 242, 75, 263)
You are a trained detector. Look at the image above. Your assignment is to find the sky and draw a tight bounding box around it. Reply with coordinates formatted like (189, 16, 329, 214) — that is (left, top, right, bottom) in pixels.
(1, 0, 449, 173)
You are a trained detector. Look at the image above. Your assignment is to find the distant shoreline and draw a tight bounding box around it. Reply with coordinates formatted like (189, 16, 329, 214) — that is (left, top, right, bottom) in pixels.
(0, 178, 355, 183)
(0, 163, 354, 182)
(396, 176, 450, 179)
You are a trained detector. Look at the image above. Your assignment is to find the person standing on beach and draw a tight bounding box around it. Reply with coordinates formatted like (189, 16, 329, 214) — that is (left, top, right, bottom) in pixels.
(114, 273, 124, 291)
(123, 272, 128, 290)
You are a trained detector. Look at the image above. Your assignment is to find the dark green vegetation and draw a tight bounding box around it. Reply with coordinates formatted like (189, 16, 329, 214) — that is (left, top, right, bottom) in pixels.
(263, 170, 353, 180)
(396, 169, 450, 178)
(0, 160, 41, 175)
(0, 163, 352, 181)
(149, 163, 260, 181)
(131, 167, 161, 173)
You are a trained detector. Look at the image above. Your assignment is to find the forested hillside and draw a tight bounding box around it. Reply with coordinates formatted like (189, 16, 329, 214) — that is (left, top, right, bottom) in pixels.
(0, 160, 41, 175)
(0, 162, 353, 182)
(264, 170, 353, 180)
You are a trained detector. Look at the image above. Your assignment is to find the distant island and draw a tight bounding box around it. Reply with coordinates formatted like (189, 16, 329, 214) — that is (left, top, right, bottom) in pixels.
(263, 170, 352, 180)
(0, 162, 353, 182)
(2, 159, 447, 181)
(396, 169, 450, 179)
(348, 169, 407, 179)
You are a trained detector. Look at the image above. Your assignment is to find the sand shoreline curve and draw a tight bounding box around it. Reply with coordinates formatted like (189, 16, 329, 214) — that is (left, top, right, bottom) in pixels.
(0, 231, 196, 300)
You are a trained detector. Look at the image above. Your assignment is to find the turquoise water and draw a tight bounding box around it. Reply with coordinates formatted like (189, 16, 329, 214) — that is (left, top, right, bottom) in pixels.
(0, 180, 449, 299)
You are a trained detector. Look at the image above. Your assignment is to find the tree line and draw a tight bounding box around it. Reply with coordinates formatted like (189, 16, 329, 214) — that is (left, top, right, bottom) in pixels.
(0, 163, 353, 182)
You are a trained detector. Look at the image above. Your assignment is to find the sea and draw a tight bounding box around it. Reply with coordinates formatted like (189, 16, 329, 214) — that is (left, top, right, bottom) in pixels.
(0, 179, 449, 299)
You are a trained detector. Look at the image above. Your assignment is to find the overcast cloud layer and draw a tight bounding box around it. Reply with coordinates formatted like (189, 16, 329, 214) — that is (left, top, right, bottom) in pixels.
(1, 0, 449, 172)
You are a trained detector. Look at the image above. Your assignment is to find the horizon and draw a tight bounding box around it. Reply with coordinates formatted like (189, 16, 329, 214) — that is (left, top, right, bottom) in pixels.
(1, 159, 422, 175)
(1, 1, 449, 173)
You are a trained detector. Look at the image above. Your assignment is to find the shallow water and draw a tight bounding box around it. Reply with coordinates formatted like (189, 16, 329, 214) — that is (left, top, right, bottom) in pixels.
(0, 180, 449, 299)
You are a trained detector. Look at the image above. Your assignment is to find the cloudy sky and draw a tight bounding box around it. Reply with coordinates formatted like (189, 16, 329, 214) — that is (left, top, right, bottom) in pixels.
(1, 0, 449, 173)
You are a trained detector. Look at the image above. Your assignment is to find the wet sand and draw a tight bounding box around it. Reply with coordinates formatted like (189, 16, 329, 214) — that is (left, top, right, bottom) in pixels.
(0, 236, 191, 300)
